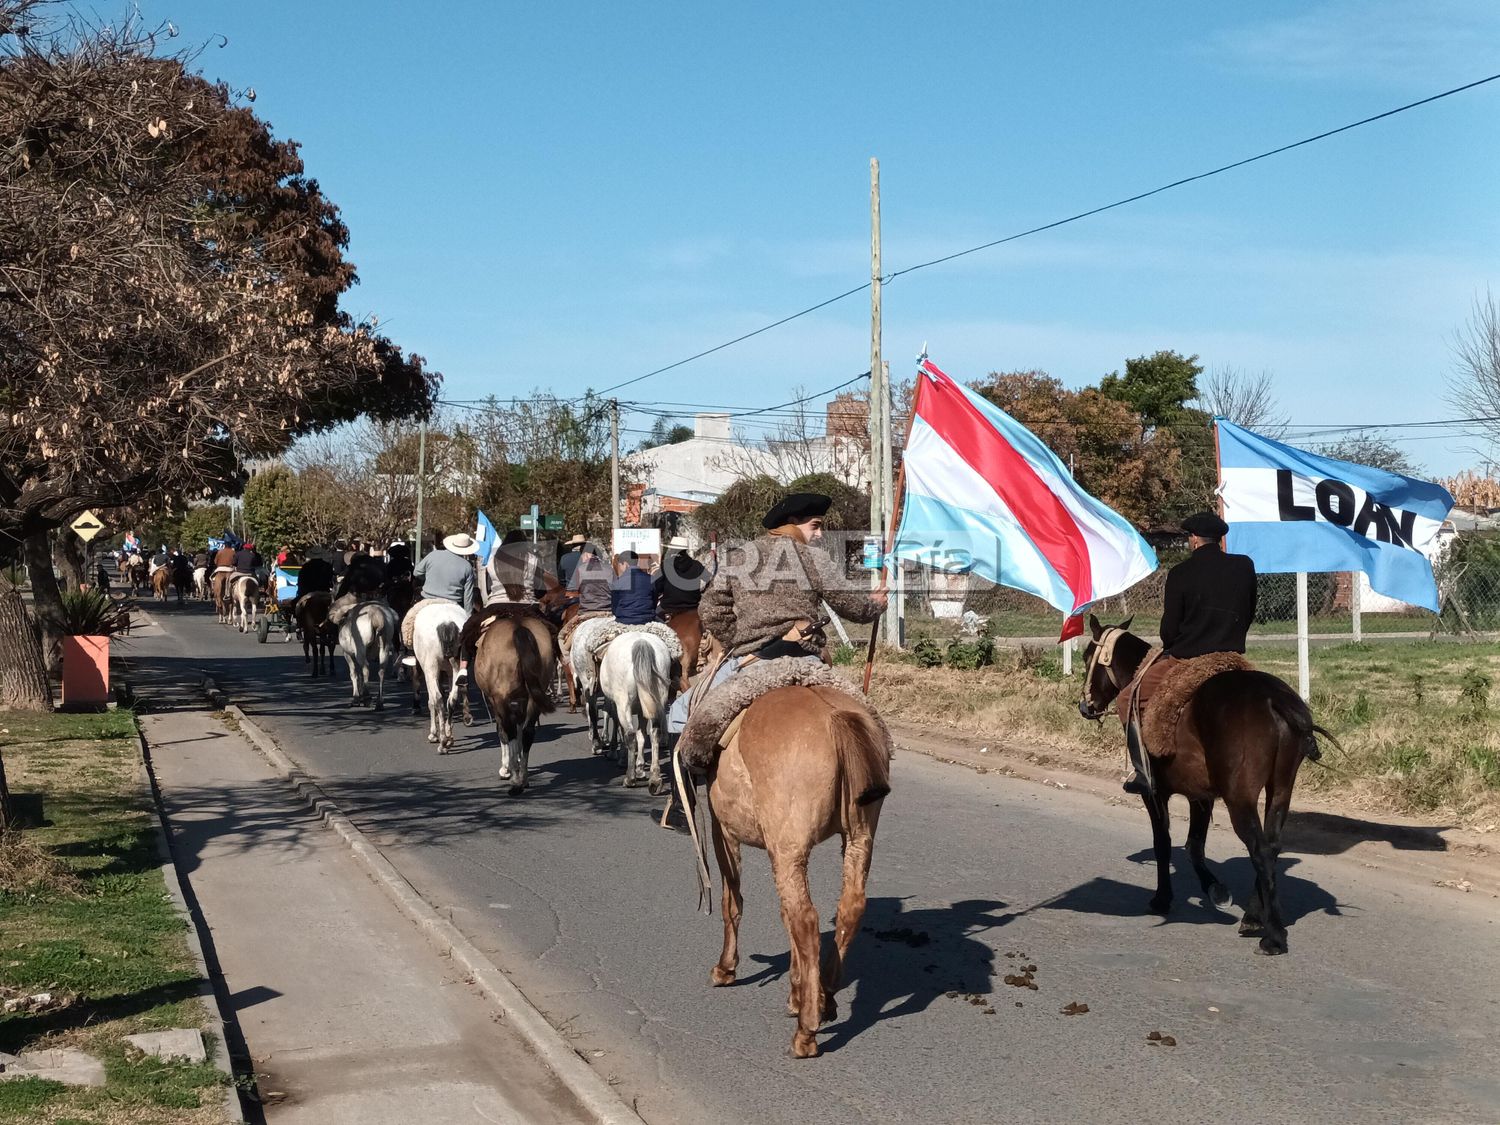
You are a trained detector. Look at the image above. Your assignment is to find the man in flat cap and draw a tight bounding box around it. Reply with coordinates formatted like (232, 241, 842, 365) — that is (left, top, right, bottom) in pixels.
(1118, 511, 1257, 797)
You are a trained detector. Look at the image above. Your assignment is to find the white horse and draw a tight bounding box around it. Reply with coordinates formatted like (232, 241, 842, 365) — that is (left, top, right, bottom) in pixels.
(337, 599, 399, 710)
(193, 565, 209, 601)
(598, 632, 673, 792)
(569, 616, 616, 755)
(230, 574, 259, 633)
(411, 601, 468, 750)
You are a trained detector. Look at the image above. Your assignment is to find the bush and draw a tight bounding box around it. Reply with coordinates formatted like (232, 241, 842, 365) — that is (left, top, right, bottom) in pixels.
(911, 638, 944, 668)
(58, 590, 130, 637)
(831, 643, 859, 666)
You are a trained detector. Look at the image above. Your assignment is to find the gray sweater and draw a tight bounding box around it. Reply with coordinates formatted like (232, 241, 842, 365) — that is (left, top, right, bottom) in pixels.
(413, 549, 476, 612)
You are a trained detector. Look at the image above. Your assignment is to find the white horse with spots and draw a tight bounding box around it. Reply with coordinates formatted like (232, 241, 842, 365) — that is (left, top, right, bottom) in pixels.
(411, 601, 468, 750)
(598, 632, 673, 793)
(336, 599, 399, 710)
(230, 573, 259, 634)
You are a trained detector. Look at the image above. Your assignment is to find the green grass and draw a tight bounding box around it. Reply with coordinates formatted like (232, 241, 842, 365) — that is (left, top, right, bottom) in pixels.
(0, 713, 229, 1124)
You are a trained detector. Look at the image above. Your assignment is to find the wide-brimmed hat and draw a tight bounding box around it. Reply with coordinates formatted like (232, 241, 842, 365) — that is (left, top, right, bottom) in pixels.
(762, 492, 832, 529)
(443, 532, 480, 555)
(566, 534, 587, 547)
(667, 536, 691, 551)
(1182, 512, 1229, 539)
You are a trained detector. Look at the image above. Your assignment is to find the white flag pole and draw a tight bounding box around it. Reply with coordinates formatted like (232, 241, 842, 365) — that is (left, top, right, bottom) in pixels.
(1296, 571, 1311, 700)
(1351, 572, 1362, 643)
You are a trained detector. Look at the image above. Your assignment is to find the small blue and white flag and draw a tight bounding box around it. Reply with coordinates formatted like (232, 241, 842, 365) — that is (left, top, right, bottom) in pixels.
(1217, 419, 1455, 611)
(474, 510, 500, 565)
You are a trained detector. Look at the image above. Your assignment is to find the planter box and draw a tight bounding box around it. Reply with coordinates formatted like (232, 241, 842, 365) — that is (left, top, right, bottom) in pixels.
(62, 635, 110, 707)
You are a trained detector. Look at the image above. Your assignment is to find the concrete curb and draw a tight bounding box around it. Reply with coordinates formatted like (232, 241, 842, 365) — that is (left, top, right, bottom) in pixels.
(134, 725, 248, 1123)
(202, 676, 643, 1125)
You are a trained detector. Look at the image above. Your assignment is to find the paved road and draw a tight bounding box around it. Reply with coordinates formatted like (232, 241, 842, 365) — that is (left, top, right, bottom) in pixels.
(127, 602, 1500, 1125)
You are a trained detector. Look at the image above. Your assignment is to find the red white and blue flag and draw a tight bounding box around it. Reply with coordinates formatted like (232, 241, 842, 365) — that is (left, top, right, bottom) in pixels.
(894, 358, 1157, 639)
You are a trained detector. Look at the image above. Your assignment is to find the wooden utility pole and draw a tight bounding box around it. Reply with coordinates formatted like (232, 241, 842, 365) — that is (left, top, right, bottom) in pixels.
(414, 418, 427, 561)
(610, 398, 621, 529)
(881, 359, 899, 646)
(869, 158, 884, 608)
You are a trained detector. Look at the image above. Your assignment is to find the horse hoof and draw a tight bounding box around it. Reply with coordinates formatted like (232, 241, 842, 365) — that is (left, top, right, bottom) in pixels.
(507, 784, 524, 797)
(1209, 883, 1233, 909)
(1239, 917, 1265, 937)
(648, 777, 665, 796)
(820, 997, 838, 1024)
(710, 966, 735, 987)
(462, 715, 474, 727)
(427, 733, 438, 744)
(373, 702, 385, 712)
(1256, 937, 1287, 956)
(790, 1033, 821, 1060)
(1149, 894, 1172, 915)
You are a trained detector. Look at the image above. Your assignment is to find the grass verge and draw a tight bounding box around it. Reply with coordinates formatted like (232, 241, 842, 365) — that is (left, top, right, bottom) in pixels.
(0, 709, 230, 1124)
(854, 640, 1500, 829)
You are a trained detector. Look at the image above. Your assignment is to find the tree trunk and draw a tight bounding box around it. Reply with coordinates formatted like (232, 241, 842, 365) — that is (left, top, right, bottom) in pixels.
(0, 570, 52, 712)
(56, 530, 86, 592)
(0, 748, 12, 831)
(25, 533, 65, 675)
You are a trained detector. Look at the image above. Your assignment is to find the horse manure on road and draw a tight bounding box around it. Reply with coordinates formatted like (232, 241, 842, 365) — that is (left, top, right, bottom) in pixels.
(1061, 1001, 1090, 1015)
(1146, 1031, 1178, 1047)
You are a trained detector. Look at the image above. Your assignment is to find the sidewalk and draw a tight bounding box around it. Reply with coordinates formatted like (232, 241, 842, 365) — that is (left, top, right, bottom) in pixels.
(140, 701, 592, 1125)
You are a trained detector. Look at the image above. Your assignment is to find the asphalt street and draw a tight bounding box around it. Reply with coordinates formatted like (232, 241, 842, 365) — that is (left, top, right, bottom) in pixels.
(126, 601, 1500, 1125)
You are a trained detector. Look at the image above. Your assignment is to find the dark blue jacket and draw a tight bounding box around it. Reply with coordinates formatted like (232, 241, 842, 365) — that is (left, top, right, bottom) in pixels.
(610, 566, 657, 625)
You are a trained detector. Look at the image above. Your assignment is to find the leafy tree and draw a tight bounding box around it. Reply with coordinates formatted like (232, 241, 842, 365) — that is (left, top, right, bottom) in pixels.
(1099, 351, 1203, 429)
(243, 467, 311, 550)
(690, 476, 786, 542)
(177, 504, 234, 552)
(1313, 432, 1420, 477)
(637, 416, 695, 451)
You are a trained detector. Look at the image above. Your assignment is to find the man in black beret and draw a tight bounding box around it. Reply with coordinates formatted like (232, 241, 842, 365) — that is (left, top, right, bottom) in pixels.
(1118, 511, 1257, 797)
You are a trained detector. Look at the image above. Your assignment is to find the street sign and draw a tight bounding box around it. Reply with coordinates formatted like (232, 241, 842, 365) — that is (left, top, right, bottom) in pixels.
(519, 515, 537, 530)
(543, 515, 564, 532)
(613, 527, 661, 557)
(71, 510, 105, 542)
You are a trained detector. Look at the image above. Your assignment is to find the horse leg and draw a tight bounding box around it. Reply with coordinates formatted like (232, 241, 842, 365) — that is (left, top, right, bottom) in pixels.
(372, 639, 387, 711)
(1187, 797, 1232, 909)
(1145, 793, 1174, 914)
(646, 710, 666, 796)
(424, 664, 440, 743)
(769, 846, 823, 1058)
(497, 702, 514, 781)
(565, 662, 579, 713)
(822, 827, 876, 1023)
(710, 817, 744, 986)
(1225, 797, 1285, 954)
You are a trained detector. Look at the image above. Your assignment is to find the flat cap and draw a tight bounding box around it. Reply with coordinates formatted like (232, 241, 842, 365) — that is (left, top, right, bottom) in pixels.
(763, 492, 833, 529)
(1182, 511, 1229, 539)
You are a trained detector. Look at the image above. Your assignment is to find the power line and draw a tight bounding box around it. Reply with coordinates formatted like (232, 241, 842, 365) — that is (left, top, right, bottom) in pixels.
(588, 71, 1500, 397)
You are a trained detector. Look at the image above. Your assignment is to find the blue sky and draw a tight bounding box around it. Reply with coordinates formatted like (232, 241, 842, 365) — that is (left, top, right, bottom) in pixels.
(140, 0, 1500, 474)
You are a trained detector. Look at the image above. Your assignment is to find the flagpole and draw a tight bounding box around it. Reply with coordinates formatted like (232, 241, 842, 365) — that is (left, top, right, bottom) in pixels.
(863, 362, 921, 694)
(1296, 571, 1310, 700)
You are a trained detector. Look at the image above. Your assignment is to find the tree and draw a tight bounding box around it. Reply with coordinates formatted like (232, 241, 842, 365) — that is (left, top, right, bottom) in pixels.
(1313, 432, 1420, 477)
(690, 476, 787, 542)
(1449, 290, 1500, 450)
(636, 416, 695, 451)
(0, 9, 436, 705)
(177, 504, 233, 552)
(1195, 366, 1288, 437)
(1099, 351, 1203, 429)
(243, 467, 310, 550)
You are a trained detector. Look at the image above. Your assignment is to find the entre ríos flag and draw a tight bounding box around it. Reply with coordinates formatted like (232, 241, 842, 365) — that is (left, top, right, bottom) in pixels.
(893, 358, 1157, 637)
(1216, 420, 1454, 612)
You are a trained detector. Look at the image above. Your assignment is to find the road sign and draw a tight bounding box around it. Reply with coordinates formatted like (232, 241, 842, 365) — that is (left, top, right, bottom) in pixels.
(71, 510, 105, 542)
(543, 515, 564, 532)
(519, 514, 537, 530)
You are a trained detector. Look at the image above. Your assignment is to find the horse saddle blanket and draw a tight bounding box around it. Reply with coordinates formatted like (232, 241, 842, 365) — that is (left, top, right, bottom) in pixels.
(558, 610, 612, 658)
(1141, 651, 1254, 758)
(676, 657, 893, 773)
(328, 591, 386, 628)
(586, 620, 683, 662)
(402, 597, 460, 649)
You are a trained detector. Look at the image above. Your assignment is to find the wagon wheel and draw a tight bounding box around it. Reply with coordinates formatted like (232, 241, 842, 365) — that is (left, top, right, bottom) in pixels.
(256, 617, 270, 644)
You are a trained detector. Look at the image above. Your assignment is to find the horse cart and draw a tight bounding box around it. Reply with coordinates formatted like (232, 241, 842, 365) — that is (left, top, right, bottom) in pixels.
(257, 564, 300, 643)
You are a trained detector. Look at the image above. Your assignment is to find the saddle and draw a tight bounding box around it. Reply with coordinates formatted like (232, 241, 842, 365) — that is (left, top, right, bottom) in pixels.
(585, 620, 683, 662)
(1140, 651, 1254, 757)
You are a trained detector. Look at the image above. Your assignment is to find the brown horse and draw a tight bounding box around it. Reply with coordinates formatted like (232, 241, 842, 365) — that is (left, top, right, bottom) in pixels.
(662, 607, 702, 693)
(471, 615, 556, 796)
(1077, 615, 1333, 955)
(707, 685, 891, 1058)
(211, 570, 234, 624)
(295, 591, 337, 677)
(150, 564, 171, 602)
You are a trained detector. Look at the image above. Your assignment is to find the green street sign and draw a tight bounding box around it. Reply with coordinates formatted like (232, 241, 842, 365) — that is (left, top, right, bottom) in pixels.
(543, 515, 564, 531)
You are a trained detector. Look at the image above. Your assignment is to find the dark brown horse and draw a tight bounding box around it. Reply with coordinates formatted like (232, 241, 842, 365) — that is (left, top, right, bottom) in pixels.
(1077, 615, 1332, 955)
(471, 615, 556, 796)
(295, 591, 337, 677)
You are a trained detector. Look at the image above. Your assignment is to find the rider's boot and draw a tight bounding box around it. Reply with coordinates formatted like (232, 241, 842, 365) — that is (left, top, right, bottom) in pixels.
(1122, 719, 1154, 800)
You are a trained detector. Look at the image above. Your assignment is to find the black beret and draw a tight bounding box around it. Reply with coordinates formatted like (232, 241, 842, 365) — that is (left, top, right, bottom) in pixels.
(763, 492, 833, 529)
(1182, 511, 1229, 539)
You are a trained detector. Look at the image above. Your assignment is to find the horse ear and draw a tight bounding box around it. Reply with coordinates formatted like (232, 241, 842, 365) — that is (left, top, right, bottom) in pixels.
(1119, 615, 1134, 632)
(1087, 613, 1102, 640)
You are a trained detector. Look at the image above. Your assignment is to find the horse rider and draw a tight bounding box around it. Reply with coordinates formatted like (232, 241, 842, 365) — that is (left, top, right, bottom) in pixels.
(558, 533, 587, 592)
(233, 540, 262, 579)
(447, 530, 549, 684)
(655, 535, 706, 619)
(123, 529, 141, 556)
(335, 541, 387, 600)
(386, 539, 413, 583)
(611, 550, 658, 625)
(1116, 511, 1257, 799)
(671, 492, 886, 734)
(399, 530, 478, 672)
(568, 542, 613, 615)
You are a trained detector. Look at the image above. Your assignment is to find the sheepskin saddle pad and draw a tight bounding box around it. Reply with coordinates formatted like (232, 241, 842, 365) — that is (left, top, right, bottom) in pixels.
(677, 658, 894, 773)
(400, 597, 457, 649)
(1143, 651, 1254, 757)
(558, 610, 612, 657)
(586, 620, 683, 662)
(328, 591, 385, 628)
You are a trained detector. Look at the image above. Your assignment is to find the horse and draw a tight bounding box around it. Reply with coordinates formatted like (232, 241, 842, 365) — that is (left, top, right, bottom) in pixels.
(598, 632, 672, 792)
(229, 574, 259, 634)
(706, 685, 891, 1058)
(150, 564, 171, 602)
(410, 601, 469, 750)
(212, 570, 235, 624)
(295, 591, 337, 677)
(568, 616, 617, 755)
(193, 565, 210, 601)
(662, 607, 702, 694)
(1077, 615, 1334, 956)
(471, 616, 556, 795)
(336, 599, 399, 709)
(170, 557, 192, 604)
(122, 553, 146, 595)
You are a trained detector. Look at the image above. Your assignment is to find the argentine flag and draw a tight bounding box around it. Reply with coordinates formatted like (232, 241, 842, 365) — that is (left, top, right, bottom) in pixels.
(894, 358, 1158, 629)
(474, 510, 500, 565)
(1217, 420, 1454, 612)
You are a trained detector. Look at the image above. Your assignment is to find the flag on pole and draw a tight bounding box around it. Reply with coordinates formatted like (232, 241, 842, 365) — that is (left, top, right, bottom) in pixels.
(1217, 420, 1454, 611)
(474, 510, 500, 565)
(894, 359, 1157, 638)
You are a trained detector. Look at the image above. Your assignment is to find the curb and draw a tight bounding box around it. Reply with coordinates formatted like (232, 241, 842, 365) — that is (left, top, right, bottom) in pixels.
(202, 676, 642, 1125)
(134, 725, 249, 1123)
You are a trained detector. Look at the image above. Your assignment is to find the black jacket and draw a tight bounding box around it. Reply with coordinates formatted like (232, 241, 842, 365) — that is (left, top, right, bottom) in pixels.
(654, 551, 707, 613)
(1159, 545, 1257, 659)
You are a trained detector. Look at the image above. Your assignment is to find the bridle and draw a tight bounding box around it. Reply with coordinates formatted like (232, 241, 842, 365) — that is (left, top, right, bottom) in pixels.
(1080, 625, 1131, 718)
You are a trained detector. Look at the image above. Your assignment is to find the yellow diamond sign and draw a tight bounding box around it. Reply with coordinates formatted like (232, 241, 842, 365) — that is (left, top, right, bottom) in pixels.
(70, 510, 105, 542)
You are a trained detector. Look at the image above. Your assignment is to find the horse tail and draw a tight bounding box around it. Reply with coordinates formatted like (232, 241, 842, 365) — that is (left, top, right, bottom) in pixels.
(829, 706, 891, 808)
(632, 640, 666, 721)
(513, 624, 555, 720)
(435, 619, 462, 663)
(1265, 676, 1338, 764)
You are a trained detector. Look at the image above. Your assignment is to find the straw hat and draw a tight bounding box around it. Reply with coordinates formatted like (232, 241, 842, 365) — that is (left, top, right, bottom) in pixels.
(667, 536, 691, 551)
(443, 532, 479, 556)
(566, 534, 587, 547)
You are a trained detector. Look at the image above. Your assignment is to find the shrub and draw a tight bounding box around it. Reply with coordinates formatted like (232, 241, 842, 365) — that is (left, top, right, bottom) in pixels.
(58, 589, 130, 637)
(911, 638, 944, 668)
(1459, 668, 1492, 719)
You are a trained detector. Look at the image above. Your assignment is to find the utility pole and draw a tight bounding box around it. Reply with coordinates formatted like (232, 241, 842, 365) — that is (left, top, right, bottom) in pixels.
(869, 158, 884, 617)
(610, 398, 621, 530)
(881, 359, 899, 646)
(414, 418, 427, 562)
